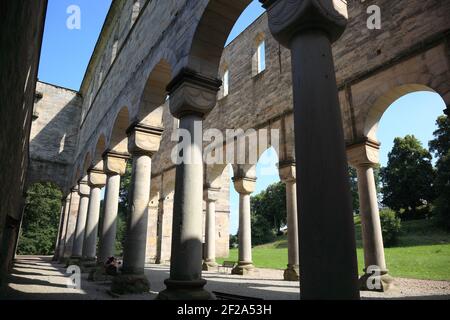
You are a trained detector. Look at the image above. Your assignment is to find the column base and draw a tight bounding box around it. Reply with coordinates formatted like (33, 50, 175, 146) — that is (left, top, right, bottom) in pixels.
(202, 260, 218, 271)
(88, 263, 115, 282)
(157, 278, 215, 300)
(231, 262, 254, 275)
(359, 270, 396, 292)
(65, 256, 82, 267)
(283, 264, 299, 281)
(79, 258, 97, 273)
(111, 274, 150, 295)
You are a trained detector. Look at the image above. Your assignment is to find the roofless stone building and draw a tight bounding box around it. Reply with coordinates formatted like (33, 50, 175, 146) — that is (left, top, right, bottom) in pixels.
(1, 0, 449, 299)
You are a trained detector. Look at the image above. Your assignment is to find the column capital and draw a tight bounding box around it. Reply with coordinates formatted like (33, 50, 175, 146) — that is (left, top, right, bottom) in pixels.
(279, 161, 296, 183)
(103, 150, 129, 176)
(203, 186, 221, 202)
(87, 168, 107, 188)
(232, 177, 256, 195)
(127, 122, 163, 157)
(78, 178, 90, 197)
(261, 0, 348, 48)
(167, 68, 221, 119)
(71, 186, 79, 194)
(346, 138, 381, 168)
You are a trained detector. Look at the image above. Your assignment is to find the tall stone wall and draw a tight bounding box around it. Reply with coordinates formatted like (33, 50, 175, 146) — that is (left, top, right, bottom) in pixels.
(28, 82, 82, 194)
(0, 0, 48, 286)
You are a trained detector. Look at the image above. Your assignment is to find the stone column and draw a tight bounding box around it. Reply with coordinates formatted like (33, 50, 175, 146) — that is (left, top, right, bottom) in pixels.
(111, 123, 162, 294)
(54, 196, 71, 261)
(347, 139, 393, 291)
(71, 178, 90, 260)
(97, 151, 128, 264)
(61, 187, 80, 261)
(279, 162, 299, 281)
(202, 187, 220, 271)
(158, 69, 220, 300)
(232, 176, 256, 275)
(52, 199, 67, 261)
(57, 196, 72, 259)
(262, 0, 359, 299)
(82, 169, 106, 265)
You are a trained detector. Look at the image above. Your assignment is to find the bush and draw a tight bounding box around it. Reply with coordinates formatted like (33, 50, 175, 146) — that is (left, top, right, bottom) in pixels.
(380, 208, 402, 247)
(229, 234, 238, 249)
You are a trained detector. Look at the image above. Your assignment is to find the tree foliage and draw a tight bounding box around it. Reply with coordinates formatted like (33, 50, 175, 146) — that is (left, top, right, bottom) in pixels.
(381, 135, 435, 220)
(250, 181, 286, 245)
(349, 166, 381, 214)
(115, 162, 132, 254)
(429, 115, 450, 230)
(379, 208, 402, 247)
(18, 182, 63, 255)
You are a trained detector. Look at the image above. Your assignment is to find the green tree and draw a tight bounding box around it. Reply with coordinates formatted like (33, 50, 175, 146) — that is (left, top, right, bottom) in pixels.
(115, 162, 132, 254)
(381, 135, 435, 220)
(18, 182, 63, 255)
(250, 181, 286, 245)
(349, 165, 381, 215)
(429, 115, 450, 230)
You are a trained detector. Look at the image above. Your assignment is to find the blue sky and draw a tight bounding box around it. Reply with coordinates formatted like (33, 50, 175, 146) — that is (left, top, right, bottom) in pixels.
(38, 1, 446, 235)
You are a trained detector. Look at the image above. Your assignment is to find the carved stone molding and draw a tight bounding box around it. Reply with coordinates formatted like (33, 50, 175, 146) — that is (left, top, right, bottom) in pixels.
(279, 161, 296, 183)
(78, 178, 91, 197)
(346, 137, 381, 168)
(203, 186, 221, 202)
(103, 150, 129, 176)
(167, 68, 221, 119)
(261, 0, 348, 47)
(87, 169, 107, 188)
(232, 177, 257, 195)
(127, 122, 163, 156)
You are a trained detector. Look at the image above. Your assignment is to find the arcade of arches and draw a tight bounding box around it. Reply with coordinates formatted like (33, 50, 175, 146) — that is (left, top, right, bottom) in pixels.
(0, 0, 449, 300)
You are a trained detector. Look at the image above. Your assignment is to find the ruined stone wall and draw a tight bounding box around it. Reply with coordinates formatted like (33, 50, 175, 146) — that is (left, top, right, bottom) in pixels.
(31, 1, 449, 263)
(0, 0, 48, 285)
(28, 82, 82, 194)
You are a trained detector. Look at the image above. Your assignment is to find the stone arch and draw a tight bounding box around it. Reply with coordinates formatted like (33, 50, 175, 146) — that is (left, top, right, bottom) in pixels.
(109, 106, 131, 154)
(82, 152, 92, 177)
(183, 0, 253, 78)
(135, 57, 174, 128)
(364, 84, 445, 141)
(92, 134, 107, 169)
(351, 44, 450, 141)
(72, 166, 81, 187)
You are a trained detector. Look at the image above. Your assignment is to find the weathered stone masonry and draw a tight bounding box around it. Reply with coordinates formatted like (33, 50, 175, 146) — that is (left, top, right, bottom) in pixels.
(7, 0, 449, 299)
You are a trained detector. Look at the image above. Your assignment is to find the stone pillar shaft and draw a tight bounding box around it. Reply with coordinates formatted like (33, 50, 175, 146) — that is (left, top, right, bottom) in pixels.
(82, 186, 102, 260)
(62, 189, 80, 259)
(53, 200, 67, 260)
(232, 175, 256, 275)
(157, 68, 220, 300)
(286, 181, 299, 267)
(58, 196, 72, 259)
(238, 193, 252, 263)
(205, 200, 216, 263)
(356, 165, 386, 271)
(72, 191, 90, 257)
(122, 154, 152, 275)
(98, 173, 121, 263)
(289, 29, 359, 299)
(169, 114, 204, 281)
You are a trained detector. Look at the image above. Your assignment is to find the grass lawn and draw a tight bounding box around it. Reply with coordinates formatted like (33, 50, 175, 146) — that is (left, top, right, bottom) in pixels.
(217, 219, 450, 281)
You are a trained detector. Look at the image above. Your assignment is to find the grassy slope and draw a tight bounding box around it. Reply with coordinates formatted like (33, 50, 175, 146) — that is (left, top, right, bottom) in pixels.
(217, 219, 450, 281)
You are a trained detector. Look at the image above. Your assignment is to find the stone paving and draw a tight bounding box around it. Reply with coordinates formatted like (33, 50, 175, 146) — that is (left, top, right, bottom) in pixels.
(0, 256, 449, 300)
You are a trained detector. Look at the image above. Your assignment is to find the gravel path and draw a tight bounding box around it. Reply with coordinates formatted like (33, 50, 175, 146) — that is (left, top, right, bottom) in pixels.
(1, 256, 448, 300)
